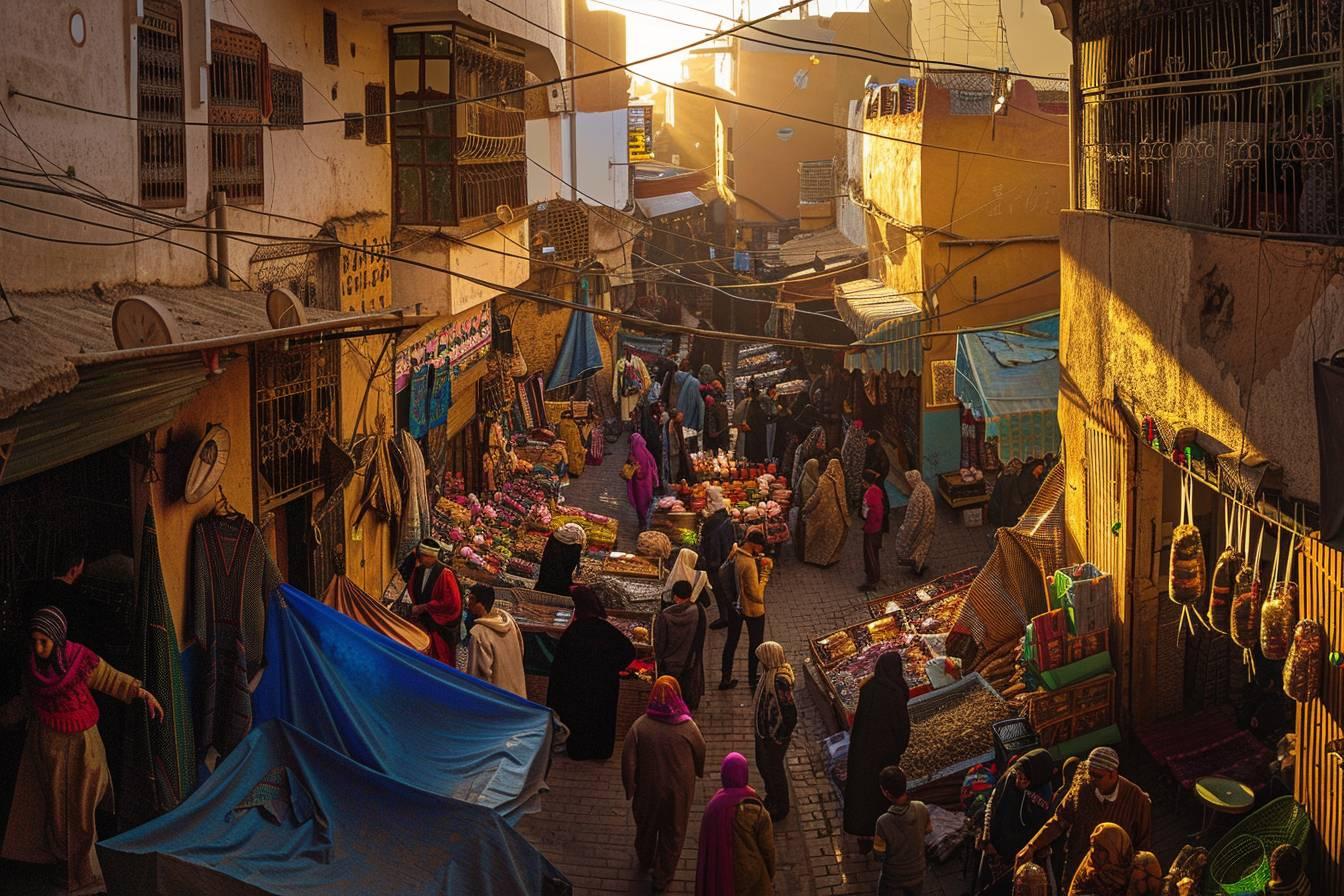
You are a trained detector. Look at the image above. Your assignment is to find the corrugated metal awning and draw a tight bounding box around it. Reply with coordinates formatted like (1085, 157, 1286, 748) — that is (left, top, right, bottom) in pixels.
(955, 321, 1061, 463)
(633, 191, 704, 220)
(0, 355, 228, 485)
(834, 278, 923, 375)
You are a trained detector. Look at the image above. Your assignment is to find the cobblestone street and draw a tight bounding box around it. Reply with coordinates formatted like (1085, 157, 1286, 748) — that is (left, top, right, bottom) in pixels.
(518, 436, 997, 895)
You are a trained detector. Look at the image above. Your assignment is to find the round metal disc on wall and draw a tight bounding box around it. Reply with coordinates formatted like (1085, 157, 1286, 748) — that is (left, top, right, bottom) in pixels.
(184, 425, 231, 504)
(112, 295, 183, 349)
(267, 287, 307, 329)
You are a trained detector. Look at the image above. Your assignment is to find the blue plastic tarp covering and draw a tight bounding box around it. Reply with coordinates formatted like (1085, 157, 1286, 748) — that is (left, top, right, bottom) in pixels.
(956, 317, 1061, 462)
(250, 585, 553, 825)
(546, 279, 604, 390)
(98, 721, 571, 896)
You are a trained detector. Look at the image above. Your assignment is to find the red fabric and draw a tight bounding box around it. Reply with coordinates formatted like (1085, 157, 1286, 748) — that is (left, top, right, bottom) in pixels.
(415, 566, 462, 667)
(862, 484, 886, 534)
(26, 641, 102, 733)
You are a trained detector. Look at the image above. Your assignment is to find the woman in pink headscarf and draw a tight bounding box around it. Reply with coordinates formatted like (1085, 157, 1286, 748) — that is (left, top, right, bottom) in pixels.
(626, 432, 661, 531)
(695, 752, 776, 896)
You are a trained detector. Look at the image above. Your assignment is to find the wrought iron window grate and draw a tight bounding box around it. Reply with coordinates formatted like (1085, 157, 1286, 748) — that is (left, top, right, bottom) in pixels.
(253, 342, 340, 512)
(365, 83, 387, 145)
(209, 22, 264, 204)
(137, 0, 185, 207)
(1076, 0, 1344, 237)
(270, 66, 304, 129)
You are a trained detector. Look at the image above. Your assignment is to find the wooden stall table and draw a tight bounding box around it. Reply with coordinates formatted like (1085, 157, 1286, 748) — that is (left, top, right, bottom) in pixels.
(936, 471, 990, 527)
(1192, 776, 1255, 843)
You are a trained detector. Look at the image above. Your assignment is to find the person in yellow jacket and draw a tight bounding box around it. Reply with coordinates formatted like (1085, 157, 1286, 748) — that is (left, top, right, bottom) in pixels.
(719, 532, 773, 691)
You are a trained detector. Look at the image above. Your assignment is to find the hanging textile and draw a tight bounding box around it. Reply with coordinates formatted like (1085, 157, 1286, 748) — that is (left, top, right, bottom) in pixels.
(190, 512, 281, 769)
(120, 505, 196, 828)
(427, 363, 453, 431)
(407, 365, 431, 438)
(546, 279, 605, 391)
(516, 372, 548, 431)
(395, 430, 430, 559)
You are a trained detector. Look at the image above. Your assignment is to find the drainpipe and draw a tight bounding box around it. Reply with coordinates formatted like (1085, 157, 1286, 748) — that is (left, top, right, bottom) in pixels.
(567, 0, 578, 201)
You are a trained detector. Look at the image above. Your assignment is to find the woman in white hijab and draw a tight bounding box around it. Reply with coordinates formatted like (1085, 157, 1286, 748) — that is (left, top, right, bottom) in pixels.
(536, 522, 586, 595)
(663, 548, 711, 609)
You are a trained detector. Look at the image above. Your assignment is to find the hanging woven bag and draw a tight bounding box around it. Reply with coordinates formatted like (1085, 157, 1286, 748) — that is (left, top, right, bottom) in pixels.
(1283, 618, 1323, 702)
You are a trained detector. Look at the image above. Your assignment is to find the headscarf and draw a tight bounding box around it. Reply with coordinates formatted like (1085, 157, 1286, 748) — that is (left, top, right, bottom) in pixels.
(627, 432, 660, 513)
(753, 641, 796, 741)
(569, 585, 607, 622)
(695, 753, 758, 896)
(27, 606, 98, 694)
(791, 425, 826, 491)
(1068, 822, 1134, 896)
(1128, 851, 1163, 896)
(665, 549, 709, 604)
(674, 370, 704, 432)
(645, 674, 693, 724)
(1017, 749, 1054, 789)
(987, 747, 1055, 858)
(797, 458, 821, 511)
(873, 650, 909, 695)
(904, 468, 924, 489)
(553, 523, 587, 546)
(416, 537, 443, 560)
(704, 485, 728, 516)
(699, 363, 716, 383)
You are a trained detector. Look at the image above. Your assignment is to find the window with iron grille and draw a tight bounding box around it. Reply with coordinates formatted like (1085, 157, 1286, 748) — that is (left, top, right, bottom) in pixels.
(137, 0, 186, 207)
(391, 25, 526, 226)
(270, 66, 304, 129)
(323, 9, 339, 66)
(253, 341, 341, 513)
(209, 22, 264, 205)
(1076, 0, 1344, 237)
(344, 112, 363, 140)
(365, 83, 387, 145)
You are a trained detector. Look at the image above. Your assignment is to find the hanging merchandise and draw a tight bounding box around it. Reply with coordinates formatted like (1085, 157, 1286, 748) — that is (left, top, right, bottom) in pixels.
(1260, 509, 1300, 662)
(427, 362, 453, 431)
(1012, 862, 1048, 896)
(1231, 512, 1264, 675)
(407, 364, 431, 438)
(1207, 499, 1244, 634)
(1283, 619, 1323, 703)
(1169, 472, 1206, 638)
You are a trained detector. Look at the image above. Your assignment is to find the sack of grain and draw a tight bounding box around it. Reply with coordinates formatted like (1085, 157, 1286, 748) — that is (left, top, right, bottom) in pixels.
(1230, 565, 1261, 651)
(1206, 546, 1242, 634)
(1260, 581, 1298, 661)
(1283, 618, 1323, 702)
(1169, 523, 1205, 607)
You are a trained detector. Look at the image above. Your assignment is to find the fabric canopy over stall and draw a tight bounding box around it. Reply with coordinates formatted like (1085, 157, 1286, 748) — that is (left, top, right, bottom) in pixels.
(956, 320, 1061, 463)
(251, 585, 554, 824)
(98, 721, 571, 896)
(546, 279, 605, 390)
(834, 278, 923, 375)
(320, 574, 430, 654)
(954, 463, 1066, 653)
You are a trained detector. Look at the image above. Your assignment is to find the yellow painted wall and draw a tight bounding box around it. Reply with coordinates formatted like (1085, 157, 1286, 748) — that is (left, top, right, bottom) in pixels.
(1057, 213, 1344, 558)
(147, 358, 256, 648)
(572, 2, 628, 114)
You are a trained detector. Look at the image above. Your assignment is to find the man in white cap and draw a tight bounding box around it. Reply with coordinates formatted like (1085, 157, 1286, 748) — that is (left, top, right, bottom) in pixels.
(1014, 745, 1151, 886)
(407, 537, 462, 666)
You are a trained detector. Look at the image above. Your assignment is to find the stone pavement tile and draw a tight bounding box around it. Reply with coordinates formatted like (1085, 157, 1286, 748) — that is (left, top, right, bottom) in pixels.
(522, 438, 997, 894)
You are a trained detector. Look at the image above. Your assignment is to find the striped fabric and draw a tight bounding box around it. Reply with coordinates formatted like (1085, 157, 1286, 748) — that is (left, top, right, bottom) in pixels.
(956, 464, 1067, 649)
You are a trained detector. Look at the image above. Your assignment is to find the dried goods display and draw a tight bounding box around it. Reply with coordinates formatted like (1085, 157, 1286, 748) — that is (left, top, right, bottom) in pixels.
(1283, 619, 1323, 703)
(866, 566, 979, 619)
(603, 552, 662, 579)
(1207, 545, 1242, 634)
(901, 674, 1014, 786)
(1260, 581, 1298, 662)
(1230, 565, 1262, 651)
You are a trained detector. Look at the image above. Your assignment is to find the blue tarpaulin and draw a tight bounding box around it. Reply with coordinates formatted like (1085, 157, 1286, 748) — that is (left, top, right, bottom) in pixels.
(546, 277, 604, 390)
(250, 585, 553, 825)
(98, 721, 571, 896)
(956, 317, 1061, 463)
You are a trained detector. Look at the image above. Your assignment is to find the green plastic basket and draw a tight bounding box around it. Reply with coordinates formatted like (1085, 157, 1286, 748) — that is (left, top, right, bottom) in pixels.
(1202, 797, 1312, 895)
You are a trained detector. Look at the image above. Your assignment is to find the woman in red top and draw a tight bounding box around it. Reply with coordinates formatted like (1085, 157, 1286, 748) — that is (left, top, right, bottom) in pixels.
(859, 469, 890, 590)
(2, 607, 163, 895)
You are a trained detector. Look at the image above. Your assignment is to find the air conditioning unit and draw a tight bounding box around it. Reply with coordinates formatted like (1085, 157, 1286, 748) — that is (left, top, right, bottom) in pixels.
(546, 82, 573, 113)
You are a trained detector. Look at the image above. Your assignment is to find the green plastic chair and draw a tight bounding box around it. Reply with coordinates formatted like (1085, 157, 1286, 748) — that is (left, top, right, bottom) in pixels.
(1201, 797, 1311, 895)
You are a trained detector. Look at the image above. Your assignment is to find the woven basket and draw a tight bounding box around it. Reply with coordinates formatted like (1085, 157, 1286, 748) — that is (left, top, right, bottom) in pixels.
(1202, 797, 1312, 895)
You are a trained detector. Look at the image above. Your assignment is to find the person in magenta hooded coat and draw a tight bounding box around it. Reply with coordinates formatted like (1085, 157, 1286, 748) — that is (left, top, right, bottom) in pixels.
(695, 752, 776, 895)
(627, 432, 661, 530)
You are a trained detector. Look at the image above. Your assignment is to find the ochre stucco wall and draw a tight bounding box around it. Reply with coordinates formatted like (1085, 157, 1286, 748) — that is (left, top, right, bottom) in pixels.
(1057, 210, 1344, 538)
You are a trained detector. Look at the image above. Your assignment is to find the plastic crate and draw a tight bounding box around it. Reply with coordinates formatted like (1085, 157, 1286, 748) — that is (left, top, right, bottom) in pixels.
(992, 717, 1040, 768)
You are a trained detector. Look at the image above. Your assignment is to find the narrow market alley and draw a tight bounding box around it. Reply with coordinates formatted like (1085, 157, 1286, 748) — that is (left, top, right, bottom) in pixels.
(519, 434, 998, 895)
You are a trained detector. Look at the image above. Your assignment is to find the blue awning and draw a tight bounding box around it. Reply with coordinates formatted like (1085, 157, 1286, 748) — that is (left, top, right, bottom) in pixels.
(956, 318, 1061, 462)
(251, 585, 554, 825)
(99, 721, 571, 895)
(546, 278, 605, 390)
(834, 278, 923, 375)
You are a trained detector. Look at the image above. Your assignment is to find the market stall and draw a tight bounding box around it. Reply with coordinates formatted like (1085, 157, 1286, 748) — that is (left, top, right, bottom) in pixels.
(650, 458, 794, 548)
(733, 342, 806, 396)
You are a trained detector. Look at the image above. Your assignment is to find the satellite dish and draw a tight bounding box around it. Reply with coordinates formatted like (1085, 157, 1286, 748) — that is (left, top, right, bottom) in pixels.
(776, 127, 796, 142)
(267, 287, 307, 329)
(495, 204, 515, 223)
(183, 424, 231, 504)
(112, 295, 182, 349)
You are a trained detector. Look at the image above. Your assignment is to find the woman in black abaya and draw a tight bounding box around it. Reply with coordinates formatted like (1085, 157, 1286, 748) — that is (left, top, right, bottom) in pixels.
(842, 652, 911, 851)
(546, 586, 637, 760)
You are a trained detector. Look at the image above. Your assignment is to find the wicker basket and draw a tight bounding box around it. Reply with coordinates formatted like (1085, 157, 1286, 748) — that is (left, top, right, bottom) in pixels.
(1202, 797, 1312, 895)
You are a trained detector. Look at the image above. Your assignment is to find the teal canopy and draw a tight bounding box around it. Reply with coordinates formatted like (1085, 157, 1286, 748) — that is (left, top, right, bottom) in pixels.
(956, 318, 1061, 462)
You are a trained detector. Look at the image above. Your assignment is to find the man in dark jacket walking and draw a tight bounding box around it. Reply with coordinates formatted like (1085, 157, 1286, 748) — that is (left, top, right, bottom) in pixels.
(653, 581, 707, 710)
(697, 486, 738, 630)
